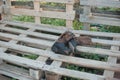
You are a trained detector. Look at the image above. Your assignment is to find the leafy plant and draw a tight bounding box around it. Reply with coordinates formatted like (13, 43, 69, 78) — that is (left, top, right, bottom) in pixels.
(73, 20, 83, 30)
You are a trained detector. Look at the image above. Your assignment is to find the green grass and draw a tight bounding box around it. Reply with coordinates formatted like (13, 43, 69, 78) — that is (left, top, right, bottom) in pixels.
(41, 17, 66, 26)
(13, 15, 83, 29)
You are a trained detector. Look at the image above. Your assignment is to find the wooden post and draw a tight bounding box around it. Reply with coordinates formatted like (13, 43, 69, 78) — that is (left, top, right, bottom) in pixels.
(66, 3, 74, 29)
(0, 75, 11, 80)
(4, 0, 12, 21)
(45, 61, 62, 80)
(34, 1, 41, 24)
(103, 38, 120, 80)
(45, 48, 62, 80)
(83, 6, 91, 30)
(29, 56, 47, 80)
(0, 59, 3, 64)
(0, 0, 3, 21)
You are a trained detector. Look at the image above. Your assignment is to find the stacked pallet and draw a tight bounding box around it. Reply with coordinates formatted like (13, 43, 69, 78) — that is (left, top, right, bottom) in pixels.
(0, 21, 120, 80)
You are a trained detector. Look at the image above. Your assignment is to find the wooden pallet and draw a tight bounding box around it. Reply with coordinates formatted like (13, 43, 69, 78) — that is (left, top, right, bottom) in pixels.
(80, 0, 120, 30)
(0, 21, 120, 80)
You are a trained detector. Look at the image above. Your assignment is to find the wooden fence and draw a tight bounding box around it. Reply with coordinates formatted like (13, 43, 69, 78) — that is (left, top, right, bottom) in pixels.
(1, 0, 75, 28)
(80, 0, 120, 30)
(0, 0, 120, 80)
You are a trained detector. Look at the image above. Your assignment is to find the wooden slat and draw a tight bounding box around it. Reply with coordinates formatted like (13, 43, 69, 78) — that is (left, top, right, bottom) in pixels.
(44, 65, 104, 80)
(2, 21, 120, 38)
(0, 63, 34, 80)
(80, 0, 120, 8)
(29, 56, 48, 80)
(11, 0, 74, 4)
(80, 14, 120, 26)
(82, 6, 91, 30)
(0, 59, 3, 64)
(34, 1, 41, 24)
(4, 0, 12, 20)
(0, 26, 58, 40)
(0, 75, 11, 80)
(66, 4, 73, 28)
(0, 32, 53, 48)
(76, 46, 120, 58)
(45, 48, 62, 80)
(0, 52, 45, 69)
(10, 8, 75, 20)
(0, 6, 3, 13)
(0, 41, 120, 72)
(0, 53, 105, 80)
(0, 29, 120, 47)
(0, 52, 119, 80)
(0, 32, 120, 56)
(92, 38, 120, 46)
(104, 38, 120, 80)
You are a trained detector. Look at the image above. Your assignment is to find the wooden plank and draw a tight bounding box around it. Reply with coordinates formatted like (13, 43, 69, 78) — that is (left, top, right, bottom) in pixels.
(0, 54, 105, 80)
(4, 0, 12, 20)
(34, 1, 41, 24)
(0, 63, 34, 80)
(0, 41, 120, 72)
(66, 4, 73, 28)
(11, 0, 74, 4)
(91, 38, 120, 46)
(0, 31, 120, 47)
(29, 56, 47, 80)
(0, 52, 118, 80)
(76, 46, 120, 58)
(83, 6, 91, 30)
(29, 47, 48, 80)
(80, 14, 120, 27)
(0, 26, 58, 40)
(0, 6, 3, 13)
(44, 65, 104, 80)
(0, 52, 45, 69)
(0, 59, 3, 64)
(10, 8, 75, 20)
(0, 75, 11, 80)
(26, 28, 46, 80)
(0, 24, 120, 47)
(3, 21, 120, 38)
(0, 32, 53, 48)
(45, 61, 62, 80)
(80, 0, 120, 8)
(45, 48, 62, 80)
(104, 38, 120, 80)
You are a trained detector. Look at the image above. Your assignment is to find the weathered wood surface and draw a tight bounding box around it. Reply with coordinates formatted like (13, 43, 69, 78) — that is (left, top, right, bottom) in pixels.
(0, 0, 120, 79)
(0, 63, 35, 80)
(0, 75, 11, 80)
(80, 14, 120, 27)
(80, 0, 120, 27)
(1, 21, 120, 38)
(0, 22, 120, 80)
(104, 38, 120, 80)
(0, 41, 120, 72)
(34, 1, 41, 24)
(0, 52, 105, 80)
(80, 0, 120, 8)
(0, 22, 120, 47)
(10, 0, 75, 28)
(10, 8, 75, 20)
(11, 0, 75, 4)
(82, 6, 91, 30)
(29, 56, 48, 80)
